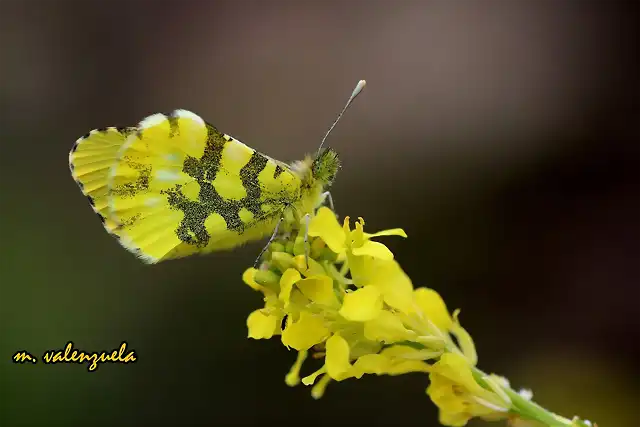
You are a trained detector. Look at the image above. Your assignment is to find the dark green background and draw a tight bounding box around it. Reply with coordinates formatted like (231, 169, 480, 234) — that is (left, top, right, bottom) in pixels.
(1, 1, 638, 426)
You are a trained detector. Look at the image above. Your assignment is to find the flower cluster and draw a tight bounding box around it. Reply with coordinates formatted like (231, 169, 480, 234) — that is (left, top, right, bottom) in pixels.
(243, 208, 594, 427)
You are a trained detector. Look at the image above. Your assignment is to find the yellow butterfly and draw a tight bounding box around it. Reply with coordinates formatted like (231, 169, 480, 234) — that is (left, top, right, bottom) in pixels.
(69, 80, 366, 264)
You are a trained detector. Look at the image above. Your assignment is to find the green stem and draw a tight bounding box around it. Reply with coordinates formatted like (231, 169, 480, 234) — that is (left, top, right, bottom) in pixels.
(471, 367, 573, 427)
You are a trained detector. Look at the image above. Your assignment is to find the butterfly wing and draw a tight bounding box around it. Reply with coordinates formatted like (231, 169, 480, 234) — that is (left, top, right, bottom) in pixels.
(69, 126, 136, 234)
(70, 110, 302, 263)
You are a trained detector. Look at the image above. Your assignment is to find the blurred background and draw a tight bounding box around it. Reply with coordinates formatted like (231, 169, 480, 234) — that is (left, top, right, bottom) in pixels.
(1, 1, 638, 426)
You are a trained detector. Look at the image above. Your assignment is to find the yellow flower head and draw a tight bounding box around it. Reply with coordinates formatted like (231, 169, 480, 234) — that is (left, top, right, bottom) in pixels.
(427, 353, 511, 426)
(242, 208, 478, 403)
(308, 207, 407, 259)
(240, 208, 595, 427)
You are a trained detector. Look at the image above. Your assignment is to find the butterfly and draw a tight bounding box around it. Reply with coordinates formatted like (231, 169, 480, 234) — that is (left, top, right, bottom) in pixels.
(68, 80, 365, 264)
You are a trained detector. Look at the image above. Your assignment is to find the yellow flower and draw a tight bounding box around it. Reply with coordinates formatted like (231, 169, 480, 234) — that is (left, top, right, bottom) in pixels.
(350, 256, 415, 314)
(281, 311, 331, 351)
(244, 265, 336, 348)
(244, 269, 283, 340)
(246, 309, 279, 339)
(302, 335, 433, 388)
(339, 285, 383, 321)
(363, 310, 415, 343)
(244, 212, 471, 397)
(413, 287, 453, 331)
(308, 207, 407, 260)
(241, 209, 594, 427)
(308, 208, 415, 314)
(243, 211, 470, 398)
(411, 288, 477, 365)
(427, 353, 510, 426)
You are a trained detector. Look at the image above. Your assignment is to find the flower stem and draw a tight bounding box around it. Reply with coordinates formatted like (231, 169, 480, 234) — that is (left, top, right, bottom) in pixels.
(471, 367, 574, 427)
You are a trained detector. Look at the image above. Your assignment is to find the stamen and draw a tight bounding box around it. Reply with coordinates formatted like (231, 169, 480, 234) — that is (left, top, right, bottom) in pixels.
(311, 374, 332, 399)
(285, 350, 308, 386)
(471, 395, 509, 412)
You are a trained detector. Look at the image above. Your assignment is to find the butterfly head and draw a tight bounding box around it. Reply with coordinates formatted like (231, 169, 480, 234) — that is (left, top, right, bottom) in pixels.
(312, 147, 340, 186)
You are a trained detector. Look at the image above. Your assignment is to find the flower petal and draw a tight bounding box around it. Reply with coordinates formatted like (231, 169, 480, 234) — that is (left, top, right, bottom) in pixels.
(296, 275, 339, 307)
(247, 309, 279, 339)
(429, 353, 507, 408)
(281, 311, 330, 351)
(279, 268, 301, 308)
(379, 262, 414, 312)
(380, 344, 430, 359)
(351, 354, 389, 378)
(351, 240, 394, 260)
(386, 360, 431, 375)
(413, 287, 453, 332)
(438, 408, 472, 427)
(309, 237, 327, 259)
(364, 310, 413, 343)
(325, 334, 352, 380)
(427, 353, 510, 426)
(351, 258, 414, 313)
(364, 228, 408, 239)
(451, 309, 477, 365)
(293, 255, 325, 277)
(242, 268, 263, 291)
(339, 286, 383, 322)
(308, 207, 346, 254)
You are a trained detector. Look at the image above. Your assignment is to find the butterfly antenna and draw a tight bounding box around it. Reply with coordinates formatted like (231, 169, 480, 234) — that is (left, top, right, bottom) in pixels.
(317, 79, 366, 153)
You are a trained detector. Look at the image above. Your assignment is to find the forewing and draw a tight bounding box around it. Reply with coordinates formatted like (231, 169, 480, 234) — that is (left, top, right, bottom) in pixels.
(102, 110, 301, 263)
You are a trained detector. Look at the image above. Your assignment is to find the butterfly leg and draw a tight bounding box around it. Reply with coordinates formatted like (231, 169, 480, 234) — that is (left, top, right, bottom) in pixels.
(303, 213, 311, 269)
(254, 216, 284, 268)
(320, 191, 335, 212)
